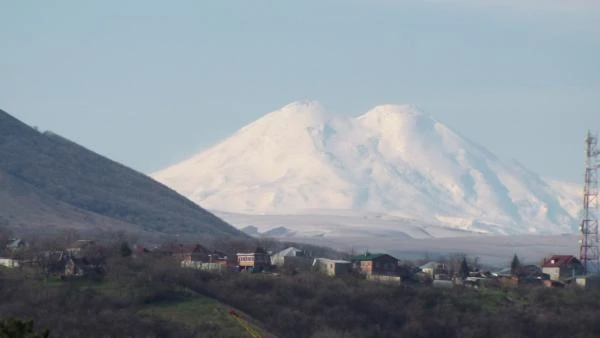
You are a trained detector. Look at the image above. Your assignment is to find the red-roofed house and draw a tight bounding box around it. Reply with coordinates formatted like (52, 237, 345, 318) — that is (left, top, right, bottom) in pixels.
(542, 255, 583, 281)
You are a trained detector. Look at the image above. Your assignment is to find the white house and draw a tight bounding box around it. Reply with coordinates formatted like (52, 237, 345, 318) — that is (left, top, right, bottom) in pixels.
(312, 258, 351, 277)
(0, 258, 20, 268)
(419, 261, 446, 279)
(271, 247, 312, 269)
(542, 255, 584, 281)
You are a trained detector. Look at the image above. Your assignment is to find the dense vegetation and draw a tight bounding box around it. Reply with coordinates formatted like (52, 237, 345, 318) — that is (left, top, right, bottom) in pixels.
(160, 271, 600, 338)
(0, 109, 243, 238)
(1, 239, 600, 338)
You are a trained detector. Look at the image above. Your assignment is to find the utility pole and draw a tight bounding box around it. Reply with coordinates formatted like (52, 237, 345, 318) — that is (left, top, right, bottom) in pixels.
(580, 131, 600, 274)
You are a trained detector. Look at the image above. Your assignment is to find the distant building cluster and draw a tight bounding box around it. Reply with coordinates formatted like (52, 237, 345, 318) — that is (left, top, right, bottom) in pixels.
(1, 237, 597, 289)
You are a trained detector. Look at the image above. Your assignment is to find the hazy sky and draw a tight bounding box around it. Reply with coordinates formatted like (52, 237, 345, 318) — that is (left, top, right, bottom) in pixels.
(1, 0, 599, 183)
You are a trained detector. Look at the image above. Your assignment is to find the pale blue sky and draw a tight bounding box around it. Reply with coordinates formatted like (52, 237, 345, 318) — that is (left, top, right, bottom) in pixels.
(1, 0, 599, 182)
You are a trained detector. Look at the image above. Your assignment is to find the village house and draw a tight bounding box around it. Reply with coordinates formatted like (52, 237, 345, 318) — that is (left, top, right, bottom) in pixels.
(352, 252, 398, 276)
(208, 250, 228, 264)
(490, 264, 548, 287)
(34, 250, 69, 276)
(313, 258, 352, 277)
(66, 240, 96, 257)
(515, 265, 550, 286)
(237, 248, 270, 272)
(155, 243, 212, 262)
(0, 238, 29, 268)
(182, 250, 229, 271)
(64, 257, 103, 278)
(419, 261, 448, 279)
(5, 238, 28, 251)
(0, 258, 20, 268)
(64, 257, 85, 277)
(542, 255, 584, 281)
(270, 247, 312, 270)
(575, 274, 600, 289)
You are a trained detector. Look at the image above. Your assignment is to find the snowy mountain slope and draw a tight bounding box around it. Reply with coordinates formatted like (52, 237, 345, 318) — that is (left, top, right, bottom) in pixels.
(543, 178, 582, 219)
(213, 211, 486, 240)
(153, 101, 581, 236)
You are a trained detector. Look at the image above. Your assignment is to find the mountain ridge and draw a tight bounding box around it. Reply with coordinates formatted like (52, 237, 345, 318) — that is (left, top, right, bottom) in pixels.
(0, 108, 246, 239)
(153, 101, 581, 236)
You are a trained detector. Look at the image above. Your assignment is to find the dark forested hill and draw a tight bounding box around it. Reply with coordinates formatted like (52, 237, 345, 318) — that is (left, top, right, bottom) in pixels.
(0, 109, 245, 239)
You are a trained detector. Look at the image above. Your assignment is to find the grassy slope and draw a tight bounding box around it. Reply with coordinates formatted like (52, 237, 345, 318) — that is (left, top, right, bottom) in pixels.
(83, 278, 272, 337)
(139, 296, 248, 337)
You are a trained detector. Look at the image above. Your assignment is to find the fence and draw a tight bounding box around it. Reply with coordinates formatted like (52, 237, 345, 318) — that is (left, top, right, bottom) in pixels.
(367, 274, 402, 284)
(181, 261, 225, 271)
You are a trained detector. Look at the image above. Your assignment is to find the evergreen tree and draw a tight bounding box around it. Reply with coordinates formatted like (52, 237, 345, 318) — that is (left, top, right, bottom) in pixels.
(120, 241, 132, 257)
(459, 257, 469, 279)
(510, 254, 521, 276)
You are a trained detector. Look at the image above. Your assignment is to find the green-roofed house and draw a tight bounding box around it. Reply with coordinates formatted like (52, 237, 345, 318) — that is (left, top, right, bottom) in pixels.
(352, 252, 399, 276)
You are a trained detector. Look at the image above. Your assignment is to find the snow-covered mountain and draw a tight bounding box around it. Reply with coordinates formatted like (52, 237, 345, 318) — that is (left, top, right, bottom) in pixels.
(153, 101, 582, 236)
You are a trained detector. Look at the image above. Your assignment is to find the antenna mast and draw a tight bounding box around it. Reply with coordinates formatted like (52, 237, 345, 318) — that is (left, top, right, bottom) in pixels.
(580, 131, 600, 274)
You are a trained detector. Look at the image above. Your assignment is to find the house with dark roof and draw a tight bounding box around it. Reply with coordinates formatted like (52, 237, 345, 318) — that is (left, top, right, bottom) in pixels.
(66, 240, 96, 257)
(155, 243, 212, 262)
(352, 252, 398, 276)
(64, 257, 103, 278)
(237, 248, 270, 272)
(181, 249, 229, 271)
(542, 255, 583, 281)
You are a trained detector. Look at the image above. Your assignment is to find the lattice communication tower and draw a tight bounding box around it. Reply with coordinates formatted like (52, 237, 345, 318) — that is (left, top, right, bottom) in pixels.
(580, 131, 600, 274)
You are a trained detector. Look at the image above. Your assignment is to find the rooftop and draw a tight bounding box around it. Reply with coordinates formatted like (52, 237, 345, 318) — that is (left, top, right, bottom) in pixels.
(5, 238, 27, 249)
(68, 240, 95, 250)
(419, 261, 442, 269)
(352, 252, 394, 261)
(154, 243, 209, 255)
(315, 258, 351, 264)
(542, 255, 579, 268)
(272, 247, 306, 257)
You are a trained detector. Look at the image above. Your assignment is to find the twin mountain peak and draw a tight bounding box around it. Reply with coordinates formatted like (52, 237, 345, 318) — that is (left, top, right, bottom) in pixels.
(153, 101, 581, 236)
